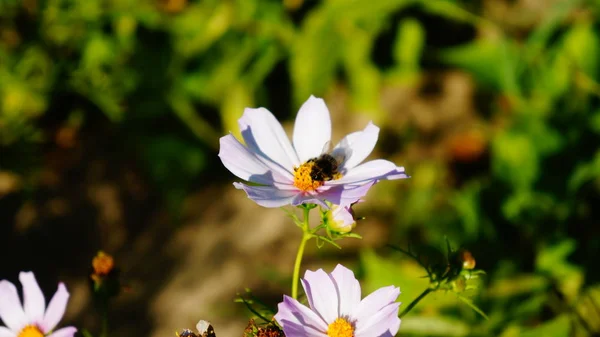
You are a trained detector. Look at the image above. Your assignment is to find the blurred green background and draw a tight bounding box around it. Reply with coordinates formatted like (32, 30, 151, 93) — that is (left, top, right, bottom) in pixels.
(1, 0, 600, 336)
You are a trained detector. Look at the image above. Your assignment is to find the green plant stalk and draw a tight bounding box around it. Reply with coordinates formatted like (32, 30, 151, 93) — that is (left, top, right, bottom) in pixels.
(101, 311, 108, 337)
(398, 287, 434, 318)
(291, 207, 312, 300)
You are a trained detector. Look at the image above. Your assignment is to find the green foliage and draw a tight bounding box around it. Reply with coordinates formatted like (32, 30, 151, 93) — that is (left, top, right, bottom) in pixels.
(2, 0, 600, 335)
(518, 315, 570, 337)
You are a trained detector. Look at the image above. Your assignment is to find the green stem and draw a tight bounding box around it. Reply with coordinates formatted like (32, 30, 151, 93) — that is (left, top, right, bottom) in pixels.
(100, 308, 108, 337)
(291, 207, 312, 299)
(399, 287, 434, 318)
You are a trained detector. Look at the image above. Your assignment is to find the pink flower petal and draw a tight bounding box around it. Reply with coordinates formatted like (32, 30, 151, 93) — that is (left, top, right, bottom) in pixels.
(293, 96, 332, 163)
(274, 296, 328, 335)
(280, 323, 327, 337)
(334, 122, 379, 171)
(354, 302, 401, 337)
(218, 135, 294, 185)
(302, 269, 338, 324)
(0, 280, 26, 332)
(329, 265, 361, 317)
(330, 160, 408, 185)
(41, 283, 69, 333)
(18, 272, 45, 325)
(233, 182, 298, 208)
(316, 182, 374, 206)
(239, 107, 300, 170)
(46, 327, 77, 337)
(0, 326, 16, 337)
(352, 285, 400, 323)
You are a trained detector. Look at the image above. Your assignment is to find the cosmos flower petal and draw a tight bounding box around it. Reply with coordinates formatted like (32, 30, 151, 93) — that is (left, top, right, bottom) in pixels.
(0, 327, 14, 337)
(302, 269, 339, 324)
(239, 107, 300, 170)
(352, 285, 400, 322)
(293, 96, 332, 163)
(330, 265, 361, 316)
(354, 302, 401, 337)
(219, 135, 293, 185)
(41, 283, 69, 333)
(233, 182, 298, 208)
(316, 182, 374, 206)
(46, 327, 77, 337)
(274, 296, 328, 332)
(334, 122, 379, 171)
(330, 160, 408, 185)
(19, 272, 46, 324)
(279, 322, 327, 337)
(0, 280, 26, 332)
(290, 194, 328, 208)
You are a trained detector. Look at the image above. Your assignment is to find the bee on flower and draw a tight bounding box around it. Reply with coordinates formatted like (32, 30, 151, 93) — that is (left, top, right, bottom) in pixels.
(218, 96, 408, 208)
(176, 320, 216, 337)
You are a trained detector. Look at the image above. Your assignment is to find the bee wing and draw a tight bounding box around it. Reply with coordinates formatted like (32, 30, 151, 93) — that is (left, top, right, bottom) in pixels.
(320, 140, 332, 155)
(330, 138, 352, 165)
(196, 321, 216, 337)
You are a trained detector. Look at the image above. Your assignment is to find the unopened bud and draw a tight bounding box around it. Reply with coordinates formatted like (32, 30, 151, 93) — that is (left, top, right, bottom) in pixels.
(458, 249, 476, 270)
(326, 204, 357, 233)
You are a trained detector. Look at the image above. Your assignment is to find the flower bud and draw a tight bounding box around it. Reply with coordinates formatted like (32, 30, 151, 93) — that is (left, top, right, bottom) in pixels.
(326, 203, 357, 233)
(89, 250, 120, 298)
(458, 249, 476, 270)
(92, 251, 114, 277)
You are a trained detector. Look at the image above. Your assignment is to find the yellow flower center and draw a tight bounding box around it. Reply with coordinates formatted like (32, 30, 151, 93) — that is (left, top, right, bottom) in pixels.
(327, 318, 354, 337)
(18, 325, 44, 337)
(293, 161, 325, 191)
(293, 158, 343, 192)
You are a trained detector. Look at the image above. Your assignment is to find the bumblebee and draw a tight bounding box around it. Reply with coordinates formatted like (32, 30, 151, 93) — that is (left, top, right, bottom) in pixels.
(308, 141, 350, 182)
(308, 154, 339, 181)
(176, 321, 216, 337)
(197, 320, 216, 337)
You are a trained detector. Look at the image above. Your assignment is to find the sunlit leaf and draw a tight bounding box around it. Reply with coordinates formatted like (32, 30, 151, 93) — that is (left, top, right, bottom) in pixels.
(400, 316, 470, 336)
(519, 315, 571, 337)
(536, 239, 583, 301)
(439, 38, 520, 94)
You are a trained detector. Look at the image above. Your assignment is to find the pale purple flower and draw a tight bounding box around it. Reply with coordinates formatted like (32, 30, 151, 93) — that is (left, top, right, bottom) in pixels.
(275, 264, 401, 337)
(218, 96, 408, 208)
(0, 272, 76, 337)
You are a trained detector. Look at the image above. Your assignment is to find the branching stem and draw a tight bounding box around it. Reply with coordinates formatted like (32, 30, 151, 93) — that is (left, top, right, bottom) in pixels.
(399, 287, 434, 318)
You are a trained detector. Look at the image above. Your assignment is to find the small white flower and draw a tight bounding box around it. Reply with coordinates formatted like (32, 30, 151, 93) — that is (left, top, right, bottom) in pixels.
(0, 272, 76, 337)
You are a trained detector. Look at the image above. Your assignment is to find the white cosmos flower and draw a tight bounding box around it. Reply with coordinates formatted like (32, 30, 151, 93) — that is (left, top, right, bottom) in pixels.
(274, 264, 401, 337)
(0, 272, 76, 337)
(218, 96, 408, 208)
